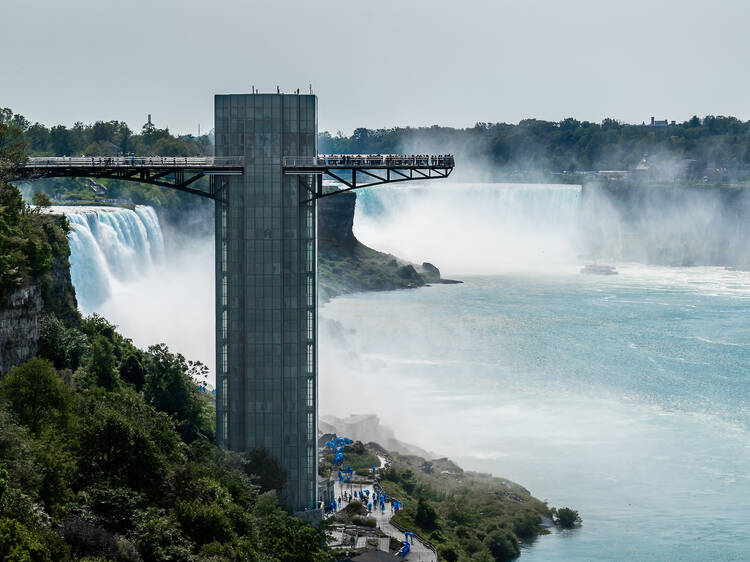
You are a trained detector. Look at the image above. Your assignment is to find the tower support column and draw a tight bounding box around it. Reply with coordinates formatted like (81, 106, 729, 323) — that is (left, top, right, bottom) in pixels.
(215, 93, 318, 512)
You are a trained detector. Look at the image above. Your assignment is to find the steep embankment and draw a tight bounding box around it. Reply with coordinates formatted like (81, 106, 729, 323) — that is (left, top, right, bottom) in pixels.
(0, 212, 78, 374)
(317, 192, 459, 301)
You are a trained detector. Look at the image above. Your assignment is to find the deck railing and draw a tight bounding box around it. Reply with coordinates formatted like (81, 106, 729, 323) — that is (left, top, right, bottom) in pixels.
(283, 154, 455, 168)
(25, 156, 244, 168)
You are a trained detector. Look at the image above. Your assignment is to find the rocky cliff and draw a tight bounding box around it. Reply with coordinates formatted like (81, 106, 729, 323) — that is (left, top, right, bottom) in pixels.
(317, 192, 459, 301)
(0, 215, 78, 374)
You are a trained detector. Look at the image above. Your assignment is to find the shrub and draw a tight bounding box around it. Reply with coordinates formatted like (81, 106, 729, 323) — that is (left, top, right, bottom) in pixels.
(415, 497, 439, 531)
(245, 447, 287, 493)
(486, 528, 520, 561)
(0, 358, 72, 435)
(174, 499, 236, 546)
(439, 541, 461, 562)
(37, 315, 87, 371)
(133, 508, 192, 562)
(352, 516, 377, 528)
(61, 518, 119, 560)
(343, 501, 367, 517)
(0, 517, 58, 561)
(555, 507, 581, 529)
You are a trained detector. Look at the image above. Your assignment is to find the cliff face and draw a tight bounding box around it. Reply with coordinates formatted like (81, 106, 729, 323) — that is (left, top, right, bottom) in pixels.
(317, 192, 459, 302)
(0, 215, 78, 374)
(0, 284, 43, 374)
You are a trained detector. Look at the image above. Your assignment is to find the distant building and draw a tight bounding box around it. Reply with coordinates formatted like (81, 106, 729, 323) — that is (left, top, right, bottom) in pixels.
(648, 116, 676, 127)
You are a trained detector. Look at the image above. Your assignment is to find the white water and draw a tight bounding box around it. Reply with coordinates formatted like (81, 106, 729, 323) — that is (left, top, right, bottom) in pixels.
(54, 205, 214, 370)
(55, 206, 166, 311)
(354, 182, 584, 274)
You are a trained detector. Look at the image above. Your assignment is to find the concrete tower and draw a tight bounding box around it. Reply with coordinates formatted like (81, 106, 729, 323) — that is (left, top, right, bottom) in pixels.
(214, 93, 318, 512)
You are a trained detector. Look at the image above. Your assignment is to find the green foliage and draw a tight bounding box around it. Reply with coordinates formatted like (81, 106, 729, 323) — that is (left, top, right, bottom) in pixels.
(74, 390, 182, 495)
(37, 315, 86, 371)
(486, 528, 520, 561)
(30, 192, 50, 207)
(438, 541, 461, 562)
(132, 508, 192, 562)
(87, 334, 118, 390)
(119, 352, 146, 391)
(173, 499, 236, 546)
(415, 497, 439, 531)
(4, 107, 213, 211)
(259, 509, 332, 562)
(319, 115, 750, 179)
(144, 343, 211, 443)
(554, 506, 581, 529)
(376, 450, 553, 562)
(0, 290, 331, 561)
(245, 446, 288, 494)
(0, 358, 72, 435)
(0, 517, 54, 562)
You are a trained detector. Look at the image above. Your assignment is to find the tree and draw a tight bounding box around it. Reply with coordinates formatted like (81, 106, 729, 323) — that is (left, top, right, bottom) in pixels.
(87, 334, 118, 390)
(0, 358, 72, 435)
(245, 447, 288, 493)
(37, 315, 86, 371)
(31, 191, 51, 207)
(0, 518, 54, 561)
(554, 507, 581, 529)
(75, 391, 181, 493)
(144, 344, 208, 442)
(119, 352, 146, 392)
(415, 497, 439, 531)
(486, 528, 520, 561)
(133, 508, 192, 562)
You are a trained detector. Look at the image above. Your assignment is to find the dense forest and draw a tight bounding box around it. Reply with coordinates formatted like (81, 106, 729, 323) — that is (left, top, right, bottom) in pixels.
(319, 116, 750, 180)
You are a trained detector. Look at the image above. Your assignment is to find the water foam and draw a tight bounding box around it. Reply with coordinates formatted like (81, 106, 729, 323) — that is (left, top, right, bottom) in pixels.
(50, 206, 166, 313)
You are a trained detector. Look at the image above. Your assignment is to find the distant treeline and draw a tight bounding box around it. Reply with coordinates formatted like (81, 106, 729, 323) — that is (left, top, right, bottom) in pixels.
(319, 116, 750, 178)
(1, 108, 212, 208)
(1, 107, 210, 158)
(7, 106, 750, 180)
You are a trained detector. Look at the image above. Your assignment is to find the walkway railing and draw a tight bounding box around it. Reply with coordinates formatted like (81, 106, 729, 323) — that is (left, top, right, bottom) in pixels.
(283, 154, 455, 168)
(25, 156, 244, 168)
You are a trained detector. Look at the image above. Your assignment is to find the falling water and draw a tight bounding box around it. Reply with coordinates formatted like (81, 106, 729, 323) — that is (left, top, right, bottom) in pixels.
(50, 206, 166, 313)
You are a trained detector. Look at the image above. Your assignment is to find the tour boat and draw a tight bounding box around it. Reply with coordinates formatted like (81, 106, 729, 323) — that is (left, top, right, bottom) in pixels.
(581, 263, 618, 275)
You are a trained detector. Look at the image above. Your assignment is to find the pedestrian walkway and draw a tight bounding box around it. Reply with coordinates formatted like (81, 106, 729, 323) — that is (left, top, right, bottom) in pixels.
(328, 471, 436, 561)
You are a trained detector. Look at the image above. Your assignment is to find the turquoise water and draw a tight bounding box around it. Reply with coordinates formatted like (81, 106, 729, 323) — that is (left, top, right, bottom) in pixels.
(320, 268, 750, 559)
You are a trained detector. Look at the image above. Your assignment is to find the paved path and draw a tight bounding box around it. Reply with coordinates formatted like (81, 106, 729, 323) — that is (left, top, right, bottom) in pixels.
(329, 476, 436, 561)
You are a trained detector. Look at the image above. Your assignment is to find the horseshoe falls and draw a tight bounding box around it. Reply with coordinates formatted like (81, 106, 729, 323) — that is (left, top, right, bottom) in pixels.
(56, 205, 214, 371)
(319, 182, 750, 561)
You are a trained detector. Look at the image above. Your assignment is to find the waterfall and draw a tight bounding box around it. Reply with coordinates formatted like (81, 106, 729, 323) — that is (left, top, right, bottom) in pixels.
(353, 182, 584, 274)
(51, 206, 166, 313)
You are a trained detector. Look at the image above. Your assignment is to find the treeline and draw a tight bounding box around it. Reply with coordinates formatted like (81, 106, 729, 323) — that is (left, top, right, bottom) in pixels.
(0, 117, 71, 302)
(1, 108, 213, 209)
(1, 108, 211, 158)
(319, 116, 750, 177)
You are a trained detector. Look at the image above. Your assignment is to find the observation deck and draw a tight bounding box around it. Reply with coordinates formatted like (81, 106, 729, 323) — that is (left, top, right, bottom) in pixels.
(19, 156, 245, 199)
(283, 154, 454, 199)
(14, 153, 454, 201)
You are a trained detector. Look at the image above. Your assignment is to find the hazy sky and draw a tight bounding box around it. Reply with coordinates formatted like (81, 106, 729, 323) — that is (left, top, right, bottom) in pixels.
(1, 0, 747, 135)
